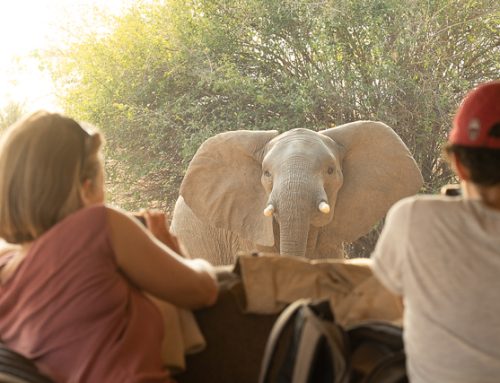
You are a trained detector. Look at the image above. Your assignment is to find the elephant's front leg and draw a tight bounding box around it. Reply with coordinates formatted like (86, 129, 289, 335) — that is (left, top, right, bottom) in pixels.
(315, 227, 345, 259)
(171, 197, 254, 265)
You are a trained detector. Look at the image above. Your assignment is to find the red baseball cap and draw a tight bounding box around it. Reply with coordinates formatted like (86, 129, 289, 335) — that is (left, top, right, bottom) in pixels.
(448, 80, 500, 149)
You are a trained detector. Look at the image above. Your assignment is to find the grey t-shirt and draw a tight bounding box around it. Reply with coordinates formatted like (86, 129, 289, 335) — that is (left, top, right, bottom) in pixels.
(372, 195, 500, 383)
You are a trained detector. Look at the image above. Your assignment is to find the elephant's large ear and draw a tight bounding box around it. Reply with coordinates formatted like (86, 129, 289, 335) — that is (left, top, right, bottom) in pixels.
(180, 130, 279, 246)
(320, 121, 423, 244)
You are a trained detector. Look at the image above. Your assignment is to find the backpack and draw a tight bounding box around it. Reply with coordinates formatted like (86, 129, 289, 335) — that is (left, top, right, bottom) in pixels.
(258, 299, 407, 383)
(258, 299, 349, 383)
(347, 321, 407, 383)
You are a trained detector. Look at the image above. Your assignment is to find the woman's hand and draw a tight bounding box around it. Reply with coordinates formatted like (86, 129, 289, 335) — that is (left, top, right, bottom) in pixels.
(135, 209, 184, 256)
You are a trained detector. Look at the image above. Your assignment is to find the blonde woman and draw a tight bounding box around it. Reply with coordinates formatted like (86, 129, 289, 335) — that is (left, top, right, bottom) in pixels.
(0, 111, 218, 382)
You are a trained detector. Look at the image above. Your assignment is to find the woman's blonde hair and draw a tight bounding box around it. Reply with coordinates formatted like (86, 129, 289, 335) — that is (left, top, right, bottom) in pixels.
(0, 111, 104, 243)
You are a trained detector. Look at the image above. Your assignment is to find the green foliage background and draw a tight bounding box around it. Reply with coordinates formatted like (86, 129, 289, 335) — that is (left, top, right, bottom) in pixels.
(46, 0, 499, 256)
(0, 102, 25, 131)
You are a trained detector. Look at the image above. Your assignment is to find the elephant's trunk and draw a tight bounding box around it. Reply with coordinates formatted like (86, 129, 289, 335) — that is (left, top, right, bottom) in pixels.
(278, 205, 310, 257)
(275, 164, 313, 258)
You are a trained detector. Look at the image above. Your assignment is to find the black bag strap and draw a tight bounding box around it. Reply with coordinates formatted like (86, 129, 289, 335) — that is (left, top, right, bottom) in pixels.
(347, 321, 403, 351)
(0, 343, 54, 383)
(364, 352, 407, 383)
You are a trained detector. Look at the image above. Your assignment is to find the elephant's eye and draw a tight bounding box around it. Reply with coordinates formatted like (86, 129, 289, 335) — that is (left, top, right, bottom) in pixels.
(264, 170, 271, 177)
(327, 166, 334, 175)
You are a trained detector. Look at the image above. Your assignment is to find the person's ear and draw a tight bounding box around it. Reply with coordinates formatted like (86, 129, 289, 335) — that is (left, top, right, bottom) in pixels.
(450, 153, 471, 181)
(80, 178, 94, 206)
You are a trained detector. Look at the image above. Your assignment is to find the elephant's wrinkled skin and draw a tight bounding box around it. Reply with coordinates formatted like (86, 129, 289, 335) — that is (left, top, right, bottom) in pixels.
(172, 121, 423, 265)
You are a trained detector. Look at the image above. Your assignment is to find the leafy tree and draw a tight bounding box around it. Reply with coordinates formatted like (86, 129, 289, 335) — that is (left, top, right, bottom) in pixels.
(0, 102, 25, 131)
(47, 0, 499, 256)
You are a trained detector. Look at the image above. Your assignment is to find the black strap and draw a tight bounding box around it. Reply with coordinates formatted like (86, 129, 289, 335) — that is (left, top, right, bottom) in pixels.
(0, 343, 54, 383)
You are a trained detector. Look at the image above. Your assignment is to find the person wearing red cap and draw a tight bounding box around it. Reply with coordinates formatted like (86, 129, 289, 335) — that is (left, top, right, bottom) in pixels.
(371, 80, 500, 383)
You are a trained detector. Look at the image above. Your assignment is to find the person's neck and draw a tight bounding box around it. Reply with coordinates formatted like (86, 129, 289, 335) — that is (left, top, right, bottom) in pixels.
(461, 181, 500, 210)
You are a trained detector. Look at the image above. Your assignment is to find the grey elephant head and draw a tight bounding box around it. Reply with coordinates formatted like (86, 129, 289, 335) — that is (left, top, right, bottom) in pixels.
(178, 121, 423, 259)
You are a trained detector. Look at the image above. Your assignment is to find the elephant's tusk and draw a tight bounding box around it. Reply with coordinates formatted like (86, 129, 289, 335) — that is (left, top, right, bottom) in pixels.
(263, 204, 274, 217)
(318, 201, 330, 214)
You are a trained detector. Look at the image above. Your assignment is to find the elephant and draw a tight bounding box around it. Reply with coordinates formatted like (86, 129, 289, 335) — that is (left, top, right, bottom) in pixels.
(171, 121, 423, 265)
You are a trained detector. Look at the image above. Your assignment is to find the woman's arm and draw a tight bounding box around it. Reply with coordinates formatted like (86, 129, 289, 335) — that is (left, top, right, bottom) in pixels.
(139, 209, 186, 256)
(106, 206, 218, 309)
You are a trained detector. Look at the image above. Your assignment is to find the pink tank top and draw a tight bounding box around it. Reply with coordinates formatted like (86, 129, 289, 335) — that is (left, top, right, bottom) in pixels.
(0, 205, 172, 383)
